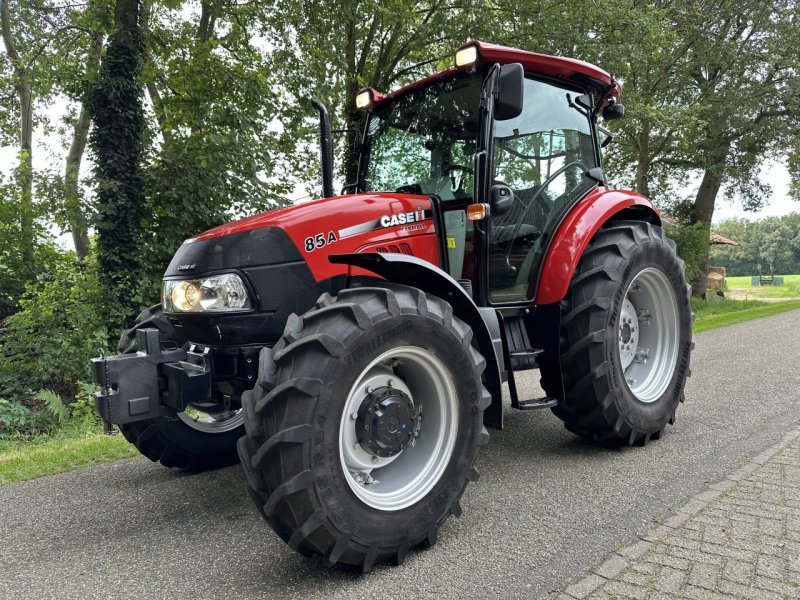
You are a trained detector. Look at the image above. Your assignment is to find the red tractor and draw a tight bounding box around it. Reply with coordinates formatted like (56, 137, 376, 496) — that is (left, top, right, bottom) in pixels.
(92, 41, 692, 572)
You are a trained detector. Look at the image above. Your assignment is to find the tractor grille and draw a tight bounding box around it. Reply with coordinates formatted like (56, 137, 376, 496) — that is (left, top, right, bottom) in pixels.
(374, 243, 413, 255)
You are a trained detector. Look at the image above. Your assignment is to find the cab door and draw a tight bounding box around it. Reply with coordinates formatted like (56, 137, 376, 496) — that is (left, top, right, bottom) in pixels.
(486, 77, 600, 304)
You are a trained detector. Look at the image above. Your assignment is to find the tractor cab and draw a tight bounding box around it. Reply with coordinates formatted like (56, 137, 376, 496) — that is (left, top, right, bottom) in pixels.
(353, 41, 622, 307)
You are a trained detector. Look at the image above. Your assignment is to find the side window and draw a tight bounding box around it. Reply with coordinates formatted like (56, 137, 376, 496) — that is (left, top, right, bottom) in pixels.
(489, 78, 597, 302)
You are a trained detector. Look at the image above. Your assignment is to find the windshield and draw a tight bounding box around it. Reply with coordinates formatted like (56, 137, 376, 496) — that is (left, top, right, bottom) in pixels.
(361, 72, 483, 201)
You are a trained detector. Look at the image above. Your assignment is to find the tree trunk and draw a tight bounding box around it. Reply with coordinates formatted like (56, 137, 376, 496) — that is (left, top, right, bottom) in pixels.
(64, 34, 103, 259)
(634, 121, 650, 197)
(114, 0, 138, 44)
(341, 101, 364, 191)
(1, 0, 35, 274)
(64, 104, 92, 258)
(689, 162, 726, 297)
(90, 0, 145, 328)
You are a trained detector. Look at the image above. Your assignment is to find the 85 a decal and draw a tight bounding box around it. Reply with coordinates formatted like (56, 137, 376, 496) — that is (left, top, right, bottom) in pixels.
(304, 231, 338, 252)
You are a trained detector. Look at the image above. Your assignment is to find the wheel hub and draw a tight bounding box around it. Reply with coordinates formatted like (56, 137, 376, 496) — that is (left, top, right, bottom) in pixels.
(356, 387, 418, 457)
(618, 297, 640, 370)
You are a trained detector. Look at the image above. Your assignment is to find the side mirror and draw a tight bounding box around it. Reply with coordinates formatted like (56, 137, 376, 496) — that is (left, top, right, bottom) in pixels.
(490, 183, 514, 214)
(602, 102, 625, 120)
(495, 63, 524, 121)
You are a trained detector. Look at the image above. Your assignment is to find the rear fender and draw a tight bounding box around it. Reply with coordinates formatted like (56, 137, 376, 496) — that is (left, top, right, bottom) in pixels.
(535, 188, 660, 305)
(330, 252, 505, 429)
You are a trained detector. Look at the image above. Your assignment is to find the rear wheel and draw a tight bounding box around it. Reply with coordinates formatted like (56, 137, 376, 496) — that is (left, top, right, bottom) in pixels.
(238, 285, 490, 571)
(544, 221, 692, 445)
(118, 305, 244, 470)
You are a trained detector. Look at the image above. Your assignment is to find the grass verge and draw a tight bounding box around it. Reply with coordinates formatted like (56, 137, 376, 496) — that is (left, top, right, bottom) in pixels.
(0, 425, 138, 488)
(692, 298, 800, 333)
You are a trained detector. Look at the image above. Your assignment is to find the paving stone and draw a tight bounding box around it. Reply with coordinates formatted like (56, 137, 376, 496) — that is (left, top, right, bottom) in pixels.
(565, 574, 606, 599)
(667, 544, 725, 566)
(688, 562, 723, 590)
(616, 540, 654, 561)
(722, 558, 755, 586)
(593, 554, 628, 579)
(557, 430, 800, 600)
(663, 512, 691, 529)
(602, 579, 650, 600)
(644, 550, 691, 571)
(652, 565, 687, 594)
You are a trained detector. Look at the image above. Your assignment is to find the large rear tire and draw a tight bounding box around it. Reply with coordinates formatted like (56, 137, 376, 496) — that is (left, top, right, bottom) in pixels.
(238, 285, 490, 571)
(117, 305, 244, 470)
(544, 221, 692, 445)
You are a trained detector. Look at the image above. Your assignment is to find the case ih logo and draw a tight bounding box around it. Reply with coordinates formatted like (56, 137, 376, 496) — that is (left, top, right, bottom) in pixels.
(380, 209, 425, 228)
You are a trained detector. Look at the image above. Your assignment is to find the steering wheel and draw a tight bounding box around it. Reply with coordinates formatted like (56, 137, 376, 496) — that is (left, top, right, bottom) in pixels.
(442, 164, 474, 176)
(442, 164, 474, 196)
(500, 160, 588, 269)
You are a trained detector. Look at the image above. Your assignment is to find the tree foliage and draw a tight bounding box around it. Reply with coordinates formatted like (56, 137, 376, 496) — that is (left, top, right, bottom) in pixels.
(710, 213, 800, 275)
(137, 0, 300, 294)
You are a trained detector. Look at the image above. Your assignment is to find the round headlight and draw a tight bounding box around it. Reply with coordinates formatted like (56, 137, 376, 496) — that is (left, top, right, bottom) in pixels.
(171, 281, 200, 311)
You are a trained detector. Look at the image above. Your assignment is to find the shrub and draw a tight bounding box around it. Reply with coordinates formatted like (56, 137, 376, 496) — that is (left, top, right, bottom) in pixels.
(665, 222, 709, 286)
(0, 248, 113, 432)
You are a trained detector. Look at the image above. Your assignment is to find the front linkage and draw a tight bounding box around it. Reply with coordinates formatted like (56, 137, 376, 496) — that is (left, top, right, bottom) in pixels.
(91, 328, 211, 432)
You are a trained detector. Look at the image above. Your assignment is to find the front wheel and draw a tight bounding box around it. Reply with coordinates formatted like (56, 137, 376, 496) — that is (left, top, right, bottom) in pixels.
(238, 285, 490, 571)
(545, 221, 693, 445)
(117, 305, 244, 470)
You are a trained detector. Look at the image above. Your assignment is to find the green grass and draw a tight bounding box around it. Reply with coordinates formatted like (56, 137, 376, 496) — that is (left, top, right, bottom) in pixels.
(725, 274, 800, 299)
(692, 297, 800, 333)
(0, 424, 138, 488)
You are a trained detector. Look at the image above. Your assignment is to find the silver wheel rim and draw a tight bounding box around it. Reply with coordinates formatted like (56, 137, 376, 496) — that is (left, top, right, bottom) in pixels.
(339, 346, 458, 511)
(177, 407, 244, 433)
(618, 267, 679, 403)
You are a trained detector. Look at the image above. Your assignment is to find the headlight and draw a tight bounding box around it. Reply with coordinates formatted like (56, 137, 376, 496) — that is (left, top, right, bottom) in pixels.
(162, 273, 251, 313)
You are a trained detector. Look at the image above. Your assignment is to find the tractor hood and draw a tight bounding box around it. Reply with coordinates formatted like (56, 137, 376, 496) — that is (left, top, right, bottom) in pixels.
(164, 192, 440, 283)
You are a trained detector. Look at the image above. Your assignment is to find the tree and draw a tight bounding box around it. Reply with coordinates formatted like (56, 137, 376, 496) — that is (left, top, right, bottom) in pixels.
(1, 0, 36, 276)
(89, 0, 145, 325)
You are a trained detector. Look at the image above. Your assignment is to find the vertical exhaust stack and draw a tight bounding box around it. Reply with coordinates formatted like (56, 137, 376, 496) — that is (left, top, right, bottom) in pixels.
(311, 99, 334, 199)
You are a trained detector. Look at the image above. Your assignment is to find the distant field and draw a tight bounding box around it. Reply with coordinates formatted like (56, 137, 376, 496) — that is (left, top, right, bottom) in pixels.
(725, 274, 800, 299)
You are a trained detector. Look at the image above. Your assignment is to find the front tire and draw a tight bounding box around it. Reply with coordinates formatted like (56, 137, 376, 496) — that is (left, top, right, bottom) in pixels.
(117, 305, 244, 470)
(546, 221, 692, 445)
(238, 285, 490, 571)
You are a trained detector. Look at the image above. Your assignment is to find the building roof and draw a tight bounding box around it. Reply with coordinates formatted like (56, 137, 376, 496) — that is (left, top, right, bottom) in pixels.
(709, 232, 740, 246)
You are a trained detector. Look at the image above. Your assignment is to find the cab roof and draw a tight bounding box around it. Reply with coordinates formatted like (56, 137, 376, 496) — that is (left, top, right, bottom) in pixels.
(367, 40, 620, 109)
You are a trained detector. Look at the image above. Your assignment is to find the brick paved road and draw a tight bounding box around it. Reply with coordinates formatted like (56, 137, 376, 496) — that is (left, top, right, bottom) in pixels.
(561, 428, 800, 599)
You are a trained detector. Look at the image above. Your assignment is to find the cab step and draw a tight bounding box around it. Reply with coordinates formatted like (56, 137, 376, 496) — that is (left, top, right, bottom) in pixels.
(515, 396, 558, 410)
(508, 349, 544, 360)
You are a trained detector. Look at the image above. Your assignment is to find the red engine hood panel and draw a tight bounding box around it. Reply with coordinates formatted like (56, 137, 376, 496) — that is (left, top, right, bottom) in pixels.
(188, 193, 440, 281)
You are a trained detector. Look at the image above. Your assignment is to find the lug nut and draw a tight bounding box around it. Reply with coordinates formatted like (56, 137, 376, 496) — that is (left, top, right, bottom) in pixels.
(350, 411, 358, 420)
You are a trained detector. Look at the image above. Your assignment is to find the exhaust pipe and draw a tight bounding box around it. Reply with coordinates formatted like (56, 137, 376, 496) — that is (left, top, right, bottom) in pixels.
(311, 99, 334, 198)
